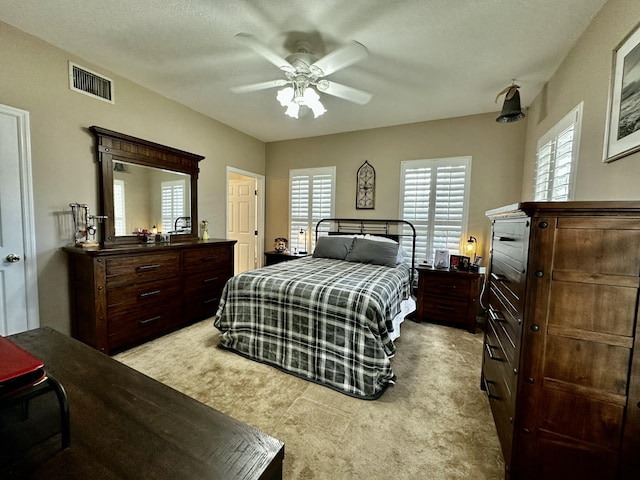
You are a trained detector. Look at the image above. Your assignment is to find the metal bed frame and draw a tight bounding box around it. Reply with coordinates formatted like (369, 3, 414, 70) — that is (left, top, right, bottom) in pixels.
(315, 218, 417, 288)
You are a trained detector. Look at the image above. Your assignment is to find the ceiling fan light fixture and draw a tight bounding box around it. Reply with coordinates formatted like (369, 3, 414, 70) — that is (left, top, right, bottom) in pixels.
(276, 86, 294, 106)
(276, 83, 326, 119)
(284, 102, 300, 118)
(234, 33, 370, 119)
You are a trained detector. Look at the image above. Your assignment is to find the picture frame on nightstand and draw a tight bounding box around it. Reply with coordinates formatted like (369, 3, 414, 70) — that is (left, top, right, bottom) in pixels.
(450, 255, 470, 271)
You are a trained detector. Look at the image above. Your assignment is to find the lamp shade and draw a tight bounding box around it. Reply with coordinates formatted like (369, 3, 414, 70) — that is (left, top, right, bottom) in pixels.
(496, 88, 525, 123)
(465, 236, 477, 260)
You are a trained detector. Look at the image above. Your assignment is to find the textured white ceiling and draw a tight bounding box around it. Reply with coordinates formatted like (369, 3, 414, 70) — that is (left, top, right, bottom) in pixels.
(0, 0, 608, 142)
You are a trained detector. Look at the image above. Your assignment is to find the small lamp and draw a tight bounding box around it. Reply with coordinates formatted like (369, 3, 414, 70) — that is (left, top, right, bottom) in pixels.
(298, 228, 308, 254)
(465, 236, 477, 262)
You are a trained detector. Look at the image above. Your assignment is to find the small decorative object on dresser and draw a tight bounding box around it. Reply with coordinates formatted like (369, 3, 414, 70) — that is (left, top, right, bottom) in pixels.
(415, 266, 481, 333)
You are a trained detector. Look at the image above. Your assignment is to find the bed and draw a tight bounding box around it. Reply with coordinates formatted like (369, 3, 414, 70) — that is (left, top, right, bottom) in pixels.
(214, 219, 416, 399)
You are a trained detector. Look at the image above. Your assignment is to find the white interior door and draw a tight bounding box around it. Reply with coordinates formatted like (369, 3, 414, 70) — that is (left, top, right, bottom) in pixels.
(0, 104, 39, 335)
(228, 174, 257, 274)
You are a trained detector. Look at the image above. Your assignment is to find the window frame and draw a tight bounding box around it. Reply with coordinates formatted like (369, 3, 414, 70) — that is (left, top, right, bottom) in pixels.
(399, 156, 472, 262)
(534, 102, 583, 202)
(289, 166, 336, 253)
(161, 179, 188, 233)
(113, 178, 126, 236)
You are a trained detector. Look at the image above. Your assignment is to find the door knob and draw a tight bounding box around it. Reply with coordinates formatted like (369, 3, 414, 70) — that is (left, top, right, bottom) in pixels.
(5, 254, 21, 263)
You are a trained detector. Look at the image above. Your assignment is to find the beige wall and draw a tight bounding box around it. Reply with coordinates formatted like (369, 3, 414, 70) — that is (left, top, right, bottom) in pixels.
(0, 23, 265, 334)
(265, 114, 527, 263)
(522, 0, 640, 200)
(4, 0, 638, 337)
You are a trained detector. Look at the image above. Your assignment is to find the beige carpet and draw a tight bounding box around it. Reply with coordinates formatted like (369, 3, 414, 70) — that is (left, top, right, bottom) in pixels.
(114, 319, 504, 479)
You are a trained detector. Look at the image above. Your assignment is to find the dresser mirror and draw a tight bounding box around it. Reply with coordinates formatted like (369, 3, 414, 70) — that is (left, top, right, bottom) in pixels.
(91, 126, 204, 247)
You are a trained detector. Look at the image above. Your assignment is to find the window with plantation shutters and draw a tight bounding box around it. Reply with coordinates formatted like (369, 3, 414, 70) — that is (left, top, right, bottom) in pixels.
(113, 179, 126, 236)
(400, 157, 471, 262)
(161, 180, 187, 233)
(534, 103, 582, 201)
(289, 167, 335, 253)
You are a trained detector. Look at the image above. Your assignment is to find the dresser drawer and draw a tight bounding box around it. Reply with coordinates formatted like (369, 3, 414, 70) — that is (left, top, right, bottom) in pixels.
(482, 349, 515, 466)
(185, 268, 229, 294)
(187, 285, 225, 321)
(490, 255, 526, 311)
(107, 278, 182, 316)
(184, 245, 232, 273)
(485, 316, 517, 398)
(108, 301, 181, 350)
(489, 284, 522, 350)
(491, 218, 529, 265)
(106, 252, 180, 287)
(420, 295, 470, 324)
(421, 275, 471, 299)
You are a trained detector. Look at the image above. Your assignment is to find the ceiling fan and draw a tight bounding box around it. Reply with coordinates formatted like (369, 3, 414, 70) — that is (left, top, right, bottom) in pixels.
(232, 33, 372, 118)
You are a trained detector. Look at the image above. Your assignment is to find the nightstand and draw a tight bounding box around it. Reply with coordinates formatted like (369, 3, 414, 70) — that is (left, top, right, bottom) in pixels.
(264, 250, 310, 266)
(416, 266, 481, 333)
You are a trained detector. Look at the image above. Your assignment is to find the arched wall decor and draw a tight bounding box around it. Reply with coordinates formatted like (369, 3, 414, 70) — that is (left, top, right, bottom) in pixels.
(356, 160, 375, 209)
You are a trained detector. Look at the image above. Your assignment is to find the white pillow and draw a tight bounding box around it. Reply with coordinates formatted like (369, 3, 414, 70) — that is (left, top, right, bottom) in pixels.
(364, 234, 398, 244)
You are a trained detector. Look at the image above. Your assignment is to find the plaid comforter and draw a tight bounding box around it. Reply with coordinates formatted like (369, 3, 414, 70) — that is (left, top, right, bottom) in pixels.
(214, 256, 412, 399)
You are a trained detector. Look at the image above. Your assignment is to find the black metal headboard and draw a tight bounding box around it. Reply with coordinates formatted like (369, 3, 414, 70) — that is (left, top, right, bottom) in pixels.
(315, 218, 417, 287)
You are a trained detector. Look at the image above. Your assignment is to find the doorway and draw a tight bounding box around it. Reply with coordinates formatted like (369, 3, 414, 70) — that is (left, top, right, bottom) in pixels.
(0, 104, 39, 334)
(226, 167, 264, 274)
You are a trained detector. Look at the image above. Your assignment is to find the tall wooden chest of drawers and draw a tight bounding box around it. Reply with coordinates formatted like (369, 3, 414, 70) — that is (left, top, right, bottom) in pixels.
(483, 202, 640, 480)
(64, 239, 235, 354)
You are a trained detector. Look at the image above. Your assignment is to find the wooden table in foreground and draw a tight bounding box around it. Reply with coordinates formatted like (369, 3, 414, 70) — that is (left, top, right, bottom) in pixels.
(6, 327, 284, 480)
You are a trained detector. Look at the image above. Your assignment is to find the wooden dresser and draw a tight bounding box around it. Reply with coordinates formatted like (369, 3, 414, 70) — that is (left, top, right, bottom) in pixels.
(416, 266, 481, 332)
(64, 239, 235, 355)
(482, 202, 640, 480)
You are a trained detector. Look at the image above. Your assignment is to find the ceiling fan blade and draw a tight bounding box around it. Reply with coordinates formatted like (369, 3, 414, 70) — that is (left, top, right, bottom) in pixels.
(312, 41, 368, 76)
(235, 33, 294, 72)
(231, 79, 289, 93)
(317, 80, 372, 105)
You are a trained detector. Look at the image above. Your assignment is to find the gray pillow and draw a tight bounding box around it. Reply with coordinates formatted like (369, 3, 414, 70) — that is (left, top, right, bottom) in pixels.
(345, 238, 399, 267)
(312, 236, 355, 260)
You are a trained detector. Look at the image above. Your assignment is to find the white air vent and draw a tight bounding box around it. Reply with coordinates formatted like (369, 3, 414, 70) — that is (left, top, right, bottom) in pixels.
(68, 61, 114, 104)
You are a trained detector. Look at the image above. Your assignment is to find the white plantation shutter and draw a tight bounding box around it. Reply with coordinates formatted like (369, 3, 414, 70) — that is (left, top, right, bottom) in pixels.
(113, 179, 126, 236)
(400, 157, 471, 262)
(289, 167, 335, 252)
(534, 103, 582, 201)
(161, 180, 187, 233)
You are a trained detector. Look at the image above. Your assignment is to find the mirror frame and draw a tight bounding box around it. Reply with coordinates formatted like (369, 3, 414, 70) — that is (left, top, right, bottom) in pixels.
(90, 126, 204, 247)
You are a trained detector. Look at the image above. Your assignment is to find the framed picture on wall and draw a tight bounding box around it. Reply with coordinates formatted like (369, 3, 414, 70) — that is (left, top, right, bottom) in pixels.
(604, 21, 640, 162)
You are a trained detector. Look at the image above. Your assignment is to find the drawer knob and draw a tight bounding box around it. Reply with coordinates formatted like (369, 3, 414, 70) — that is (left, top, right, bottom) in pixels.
(530, 324, 540, 332)
(538, 221, 548, 229)
(528, 377, 535, 384)
(522, 428, 531, 435)
(535, 270, 544, 278)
